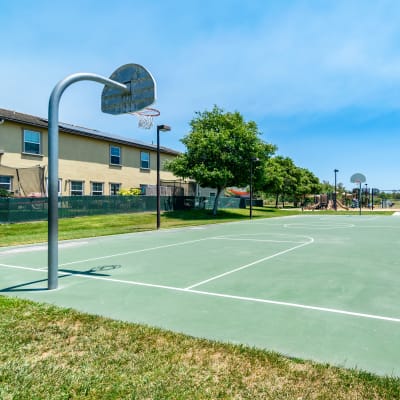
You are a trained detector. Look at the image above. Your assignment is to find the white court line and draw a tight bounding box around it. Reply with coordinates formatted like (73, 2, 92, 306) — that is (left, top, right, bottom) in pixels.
(0, 263, 45, 272)
(184, 236, 314, 290)
(0, 245, 48, 254)
(213, 237, 304, 244)
(0, 241, 89, 255)
(59, 237, 213, 266)
(40, 271, 400, 324)
(2, 260, 400, 323)
(353, 225, 400, 229)
(189, 289, 400, 323)
(284, 223, 355, 229)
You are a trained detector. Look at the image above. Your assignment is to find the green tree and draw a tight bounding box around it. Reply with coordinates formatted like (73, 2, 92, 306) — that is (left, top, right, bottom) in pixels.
(166, 106, 276, 215)
(262, 156, 297, 207)
(262, 157, 321, 207)
(292, 168, 321, 207)
(320, 180, 333, 193)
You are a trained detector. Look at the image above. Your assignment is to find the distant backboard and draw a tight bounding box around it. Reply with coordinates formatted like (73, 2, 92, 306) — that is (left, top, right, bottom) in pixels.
(350, 173, 366, 184)
(101, 63, 156, 115)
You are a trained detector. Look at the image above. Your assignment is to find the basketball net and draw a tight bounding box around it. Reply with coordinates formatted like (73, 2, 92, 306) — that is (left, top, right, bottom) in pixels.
(130, 107, 160, 129)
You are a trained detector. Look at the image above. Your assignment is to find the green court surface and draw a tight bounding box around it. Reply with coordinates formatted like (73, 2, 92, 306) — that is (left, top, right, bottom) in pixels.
(1, 214, 400, 377)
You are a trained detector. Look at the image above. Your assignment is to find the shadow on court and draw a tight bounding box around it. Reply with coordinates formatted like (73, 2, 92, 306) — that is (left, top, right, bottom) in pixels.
(0, 264, 121, 292)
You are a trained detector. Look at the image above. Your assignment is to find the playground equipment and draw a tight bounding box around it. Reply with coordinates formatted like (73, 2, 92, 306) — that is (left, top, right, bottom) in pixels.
(334, 199, 349, 210)
(304, 193, 352, 211)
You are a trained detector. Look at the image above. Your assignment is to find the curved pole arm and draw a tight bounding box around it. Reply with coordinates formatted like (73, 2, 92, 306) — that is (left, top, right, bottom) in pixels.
(48, 73, 128, 290)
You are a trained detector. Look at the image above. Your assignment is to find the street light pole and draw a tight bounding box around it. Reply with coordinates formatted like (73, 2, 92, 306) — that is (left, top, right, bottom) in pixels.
(371, 188, 374, 210)
(250, 157, 259, 219)
(334, 169, 339, 211)
(156, 124, 171, 229)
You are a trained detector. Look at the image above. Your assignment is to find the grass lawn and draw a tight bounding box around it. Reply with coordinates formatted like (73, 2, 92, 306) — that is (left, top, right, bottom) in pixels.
(1, 296, 399, 400)
(0, 207, 304, 247)
(0, 207, 391, 247)
(1, 207, 399, 399)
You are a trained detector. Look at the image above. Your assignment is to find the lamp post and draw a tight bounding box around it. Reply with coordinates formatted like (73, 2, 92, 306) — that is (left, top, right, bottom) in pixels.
(334, 169, 339, 211)
(156, 124, 171, 229)
(250, 157, 259, 219)
(371, 188, 374, 210)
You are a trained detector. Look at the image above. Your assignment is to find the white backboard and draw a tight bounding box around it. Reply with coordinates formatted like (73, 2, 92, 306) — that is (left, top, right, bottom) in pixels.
(350, 173, 366, 184)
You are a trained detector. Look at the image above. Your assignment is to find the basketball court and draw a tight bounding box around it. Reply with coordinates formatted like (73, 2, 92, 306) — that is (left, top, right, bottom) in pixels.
(1, 214, 399, 377)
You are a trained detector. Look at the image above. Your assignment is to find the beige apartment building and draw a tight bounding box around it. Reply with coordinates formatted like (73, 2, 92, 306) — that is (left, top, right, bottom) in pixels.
(0, 108, 180, 197)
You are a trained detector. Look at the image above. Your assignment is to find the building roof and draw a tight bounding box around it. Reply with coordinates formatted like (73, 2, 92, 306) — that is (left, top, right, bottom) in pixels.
(0, 108, 180, 156)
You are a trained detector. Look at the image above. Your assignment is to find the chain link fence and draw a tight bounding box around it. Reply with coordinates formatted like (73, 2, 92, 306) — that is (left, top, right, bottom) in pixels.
(0, 195, 243, 223)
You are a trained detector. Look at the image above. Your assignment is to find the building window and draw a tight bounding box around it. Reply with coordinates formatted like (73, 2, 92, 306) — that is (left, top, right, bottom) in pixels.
(70, 181, 84, 196)
(23, 129, 41, 155)
(0, 176, 12, 191)
(140, 151, 150, 169)
(110, 183, 121, 195)
(91, 182, 104, 196)
(110, 146, 121, 165)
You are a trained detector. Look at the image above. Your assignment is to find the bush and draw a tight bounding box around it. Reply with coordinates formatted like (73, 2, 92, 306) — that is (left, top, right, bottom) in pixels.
(118, 188, 141, 196)
(0, 188, 11, 197)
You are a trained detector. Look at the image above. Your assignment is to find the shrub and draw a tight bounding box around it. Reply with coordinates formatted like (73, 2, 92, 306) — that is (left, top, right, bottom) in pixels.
(0, 188, 11, 197)
(118, 188, 142, 196)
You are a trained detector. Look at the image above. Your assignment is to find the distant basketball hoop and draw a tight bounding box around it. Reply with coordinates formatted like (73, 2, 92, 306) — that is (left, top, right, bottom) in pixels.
(350, 173, 366, 216)
(130, 107, 160, 129)
(350, 173, 366, 184)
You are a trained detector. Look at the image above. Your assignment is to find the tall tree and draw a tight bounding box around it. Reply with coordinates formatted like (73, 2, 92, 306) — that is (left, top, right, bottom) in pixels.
(262, 156, 321, 207)
(292, 167, 321, 206)
(166, 106, 276, 215)
(262, 156, 297, 207)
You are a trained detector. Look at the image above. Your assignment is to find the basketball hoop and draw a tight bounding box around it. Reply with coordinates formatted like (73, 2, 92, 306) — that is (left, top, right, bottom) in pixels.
(350, 173, 366, 184)
(130, 107, 160, 129)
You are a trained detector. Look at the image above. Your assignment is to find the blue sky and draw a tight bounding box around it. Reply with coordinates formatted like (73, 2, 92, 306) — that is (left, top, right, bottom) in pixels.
(2, 0, 400, 190)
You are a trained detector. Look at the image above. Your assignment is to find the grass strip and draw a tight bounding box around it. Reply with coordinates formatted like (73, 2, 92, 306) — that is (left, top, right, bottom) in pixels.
(0, 207, 392, 247)
(0, 207, 298, 247)
(1, 296, 399, 400)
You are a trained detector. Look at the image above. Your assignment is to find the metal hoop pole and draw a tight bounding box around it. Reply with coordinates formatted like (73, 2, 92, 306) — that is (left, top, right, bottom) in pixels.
(48, 73, 128, 290)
